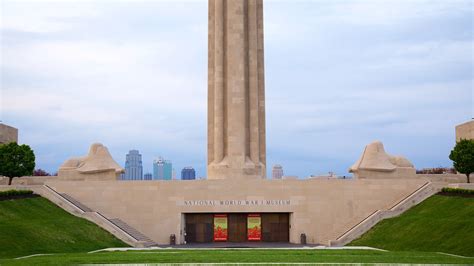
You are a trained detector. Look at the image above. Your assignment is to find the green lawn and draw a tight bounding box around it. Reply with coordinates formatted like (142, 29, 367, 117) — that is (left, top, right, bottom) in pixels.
(349, 194, 474, 256)
(1, 194, 473, 265)
(0, 197, 128, 259)
(0, 249, 473, 265)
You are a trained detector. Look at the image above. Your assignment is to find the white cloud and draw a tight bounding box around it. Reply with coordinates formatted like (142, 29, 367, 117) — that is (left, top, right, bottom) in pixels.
(0, 0, 472, 177)
(0, 1, 101, 33)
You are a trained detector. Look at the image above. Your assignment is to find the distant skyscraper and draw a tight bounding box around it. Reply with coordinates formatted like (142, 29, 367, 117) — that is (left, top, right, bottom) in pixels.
(153, 157, 172, 180)
(144, 173, 152, 180)
(123, 150, 143, 180)
(181, 167, 196, 180)
(272, 164, 284, 179)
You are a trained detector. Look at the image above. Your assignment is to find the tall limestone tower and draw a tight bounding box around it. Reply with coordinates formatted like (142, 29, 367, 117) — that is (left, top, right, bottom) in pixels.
(207, 0, 266, 179)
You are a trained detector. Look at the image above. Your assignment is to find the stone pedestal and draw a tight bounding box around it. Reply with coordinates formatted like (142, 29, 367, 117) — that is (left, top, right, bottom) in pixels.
(207, 0, 266, 179)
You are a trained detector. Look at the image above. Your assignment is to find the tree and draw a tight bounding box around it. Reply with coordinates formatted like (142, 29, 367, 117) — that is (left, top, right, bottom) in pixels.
(0, 142, 35, 185)
(449, 139, 474, 183)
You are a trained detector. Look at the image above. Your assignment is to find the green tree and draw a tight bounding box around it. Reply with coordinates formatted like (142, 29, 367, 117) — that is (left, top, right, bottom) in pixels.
(0, 142, 35, 185)
(449, 139, 474, 183)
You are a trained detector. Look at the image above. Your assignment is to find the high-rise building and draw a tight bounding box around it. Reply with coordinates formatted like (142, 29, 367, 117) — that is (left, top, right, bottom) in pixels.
(272, 164, 284, 179)
(123, 150, 143, 180)
(181, 167, 196, 180)
(144, 173, 153, 180)
(153, 157, 172, 180)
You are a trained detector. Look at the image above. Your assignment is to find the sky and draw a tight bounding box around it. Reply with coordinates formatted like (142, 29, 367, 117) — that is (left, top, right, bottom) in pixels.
(1, 0, 472, 178)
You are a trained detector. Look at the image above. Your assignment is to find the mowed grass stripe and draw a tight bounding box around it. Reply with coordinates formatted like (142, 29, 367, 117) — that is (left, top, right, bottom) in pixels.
(2, 249, 474, 265)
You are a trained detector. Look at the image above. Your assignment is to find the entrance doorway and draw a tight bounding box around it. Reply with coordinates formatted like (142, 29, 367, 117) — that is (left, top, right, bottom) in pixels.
(184, 214, 213, 243)
(228, 214, 247, 242)
(184, 213, 289, 243)
(262, 213, 289, 242)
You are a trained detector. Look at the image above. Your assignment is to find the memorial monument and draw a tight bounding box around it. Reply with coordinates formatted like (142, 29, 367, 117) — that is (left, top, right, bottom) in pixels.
(349, 141, 416, 179)
(58, 143, 124, 180)
(207, 0, 266, 179)
(455, 120, 474, 141)
(35, 0, 433, 247)
(0, 123, 18, 144)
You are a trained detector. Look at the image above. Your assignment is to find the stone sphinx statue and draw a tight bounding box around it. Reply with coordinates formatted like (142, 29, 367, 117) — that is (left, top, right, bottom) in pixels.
(349, 141, 416, 179)
(58, 143, 124, 180)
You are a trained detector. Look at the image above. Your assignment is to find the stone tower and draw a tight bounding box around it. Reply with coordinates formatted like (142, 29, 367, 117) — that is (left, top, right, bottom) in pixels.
(207, 0, 266, 179)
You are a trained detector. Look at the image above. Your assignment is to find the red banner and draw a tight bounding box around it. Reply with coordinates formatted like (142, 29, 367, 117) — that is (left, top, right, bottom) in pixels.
(213, 214, 228, 241)
(247, 214, 261, 241)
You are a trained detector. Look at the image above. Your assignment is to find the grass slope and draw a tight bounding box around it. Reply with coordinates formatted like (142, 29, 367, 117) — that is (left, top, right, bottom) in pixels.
(1, 249, 473, 265)
(350, 194, 474, 256)
(0, 197, 128, 259)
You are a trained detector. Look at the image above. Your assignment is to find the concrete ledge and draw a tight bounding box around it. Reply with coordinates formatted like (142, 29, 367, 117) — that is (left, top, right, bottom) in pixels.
(447, 183, 474, 190)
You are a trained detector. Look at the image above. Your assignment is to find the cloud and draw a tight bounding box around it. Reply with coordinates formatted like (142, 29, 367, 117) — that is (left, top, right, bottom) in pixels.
(1, 0, 472, 178)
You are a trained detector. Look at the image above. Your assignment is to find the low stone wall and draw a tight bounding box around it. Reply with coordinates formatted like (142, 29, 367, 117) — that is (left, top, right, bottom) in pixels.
(0, 176, 59, 186)
(418, 174, 467, 184)
(447, 183, 474, 190)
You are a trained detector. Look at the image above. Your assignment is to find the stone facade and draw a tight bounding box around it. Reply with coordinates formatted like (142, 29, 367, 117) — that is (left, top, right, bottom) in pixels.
(45, 178, 426, 245)
(455, 120, 473, 141)
(207, 0, 266, 179)
(0, 123, 18, 144)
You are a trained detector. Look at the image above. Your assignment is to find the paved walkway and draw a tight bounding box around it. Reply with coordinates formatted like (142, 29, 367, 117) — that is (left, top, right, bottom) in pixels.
(163, 243, 321, 249)
(90, 243, 387, 253)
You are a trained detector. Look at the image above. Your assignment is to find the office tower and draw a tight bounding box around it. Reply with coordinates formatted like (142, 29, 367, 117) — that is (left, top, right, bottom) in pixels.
(124, 150, 143, 180)
(153, 157, 172, 180)
(144, 173, 153, 180)
(272, 164, 284, 179)
(181, 167, 196, 180)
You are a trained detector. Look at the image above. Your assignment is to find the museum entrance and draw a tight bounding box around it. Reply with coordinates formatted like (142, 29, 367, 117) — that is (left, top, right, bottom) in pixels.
(184, 213, 289, 243)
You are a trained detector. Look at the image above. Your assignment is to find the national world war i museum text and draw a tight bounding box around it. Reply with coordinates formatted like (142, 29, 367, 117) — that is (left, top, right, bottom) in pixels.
(0, 0, 468, 248)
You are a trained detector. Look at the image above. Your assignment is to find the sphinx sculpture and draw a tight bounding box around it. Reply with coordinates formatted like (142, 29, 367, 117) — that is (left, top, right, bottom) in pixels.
(58, 143, 124, 180)
(349, 141, 416, 179)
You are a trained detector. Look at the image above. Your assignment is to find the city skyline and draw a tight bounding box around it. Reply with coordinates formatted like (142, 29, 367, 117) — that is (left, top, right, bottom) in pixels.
(1, 0, 472, 178)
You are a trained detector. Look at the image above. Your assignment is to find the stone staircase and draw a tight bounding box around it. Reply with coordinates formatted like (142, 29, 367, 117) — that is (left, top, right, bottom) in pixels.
(109, 218, 157, 247)
(59, 193, 93, 212)
(329, 181, 441, 246)
(24, 185, 157, 248)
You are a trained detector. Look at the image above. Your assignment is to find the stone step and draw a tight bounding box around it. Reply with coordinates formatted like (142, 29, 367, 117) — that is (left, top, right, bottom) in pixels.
(329, 182, 438, 246)
(59, 193, 93, 213)
(109, 218, 157, 246)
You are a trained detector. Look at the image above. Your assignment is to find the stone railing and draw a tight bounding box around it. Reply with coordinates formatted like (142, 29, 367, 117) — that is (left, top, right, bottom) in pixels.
(329, 181, 441, 246)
